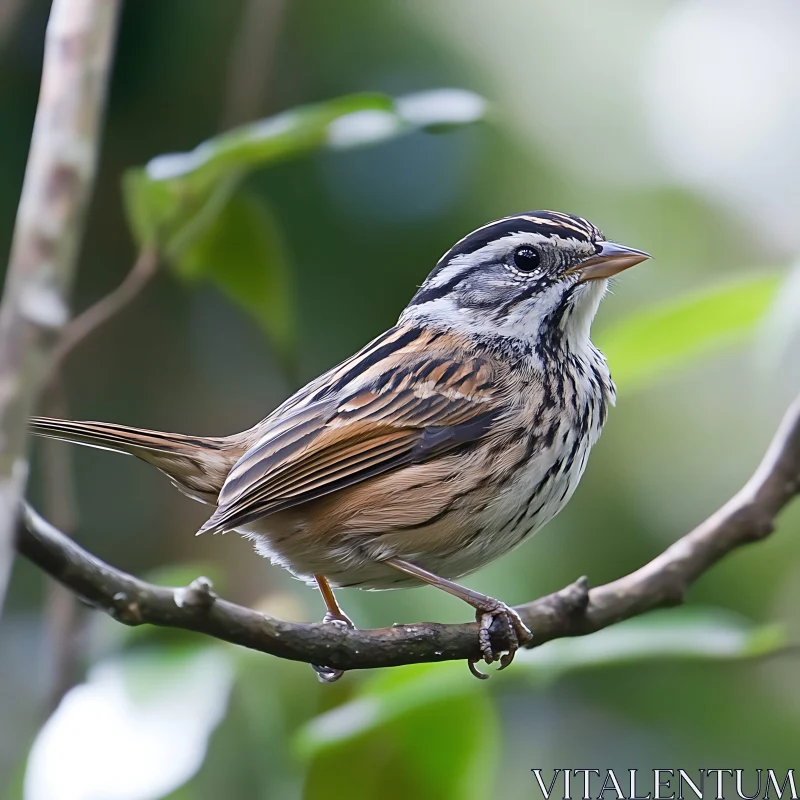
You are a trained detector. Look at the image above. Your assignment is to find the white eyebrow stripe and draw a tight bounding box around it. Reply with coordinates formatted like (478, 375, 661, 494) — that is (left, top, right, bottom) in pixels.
(445, 231, 565, 267)
(520, 214, 592, 237)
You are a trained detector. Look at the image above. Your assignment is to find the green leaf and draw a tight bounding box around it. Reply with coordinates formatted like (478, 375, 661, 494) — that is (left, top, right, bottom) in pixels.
(296, 663, 474, 756)
(598, 273, 780, 391)
(514, 608, 787, 684)
(176, 190, 295, 363)
(121, 89, 485, 362)
(122, 89, 486, 253)
(297, 663, 499, 800)
(296, 611, 785, 741)
(295, 609, 785, 798)
(756, 258, 800, 369)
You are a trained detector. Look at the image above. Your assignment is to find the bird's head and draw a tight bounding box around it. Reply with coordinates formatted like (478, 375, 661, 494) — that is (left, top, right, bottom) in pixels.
(401, 211, 650, 352)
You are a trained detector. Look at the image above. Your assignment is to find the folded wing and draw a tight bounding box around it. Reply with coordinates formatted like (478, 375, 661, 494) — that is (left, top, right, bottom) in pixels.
(198, 326, 505, 533)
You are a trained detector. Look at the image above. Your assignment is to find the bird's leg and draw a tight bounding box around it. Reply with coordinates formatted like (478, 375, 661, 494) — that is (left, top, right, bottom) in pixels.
(311, 574, 354, 684)
(384, 557, 532, 679)
(316, 574, 354, 627)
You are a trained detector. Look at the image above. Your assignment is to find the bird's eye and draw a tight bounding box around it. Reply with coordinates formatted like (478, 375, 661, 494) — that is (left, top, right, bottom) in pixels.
(513, 247, 541, 272)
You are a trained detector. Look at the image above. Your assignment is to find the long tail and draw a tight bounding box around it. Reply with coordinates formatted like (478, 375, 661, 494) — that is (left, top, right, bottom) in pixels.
(30, 417, 239, 504)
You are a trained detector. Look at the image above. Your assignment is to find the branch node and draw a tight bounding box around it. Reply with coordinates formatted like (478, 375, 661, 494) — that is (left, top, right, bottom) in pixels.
(174, 576, 217, 609)
(752, 514, 775, 541)
(736, 505, 776, 544)
(565, 575, 591, 616)
(19, 282, 70, 330)
(111, 591, 142, 624)
(663, 586, 686, 606)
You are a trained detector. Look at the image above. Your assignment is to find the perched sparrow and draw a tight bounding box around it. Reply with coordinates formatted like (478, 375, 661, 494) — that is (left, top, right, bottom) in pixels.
(31, 211, 649, 679)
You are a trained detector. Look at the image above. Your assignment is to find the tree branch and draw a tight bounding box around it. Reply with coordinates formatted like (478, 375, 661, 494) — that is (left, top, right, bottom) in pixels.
(0, 0, 121, 612)
(14, 392, 800, 671)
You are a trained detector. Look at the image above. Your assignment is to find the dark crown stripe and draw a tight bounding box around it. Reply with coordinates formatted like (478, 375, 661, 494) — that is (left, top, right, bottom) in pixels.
(440, 211, 600, 264)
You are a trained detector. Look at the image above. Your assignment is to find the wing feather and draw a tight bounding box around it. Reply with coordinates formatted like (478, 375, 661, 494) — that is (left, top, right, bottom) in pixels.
(198, 327, 505, 533)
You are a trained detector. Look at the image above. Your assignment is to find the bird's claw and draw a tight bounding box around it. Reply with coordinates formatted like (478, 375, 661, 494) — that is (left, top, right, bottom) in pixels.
(498, 649, 516, 670)
(467, 658, 490, 679)
(467, 599, 531, 679)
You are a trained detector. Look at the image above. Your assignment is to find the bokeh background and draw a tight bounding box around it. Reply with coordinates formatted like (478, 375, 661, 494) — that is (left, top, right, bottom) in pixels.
(3, 1, 800, 798)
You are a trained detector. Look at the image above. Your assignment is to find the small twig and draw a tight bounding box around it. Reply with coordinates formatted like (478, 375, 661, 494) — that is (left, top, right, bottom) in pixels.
(218, 0, 301, 394)
(0, 0, 121, 613)
(49, 247, 159, 373)
(0, 0, 24, 48)
(15, 392, 800, 671)
(220, 0, 286, 128)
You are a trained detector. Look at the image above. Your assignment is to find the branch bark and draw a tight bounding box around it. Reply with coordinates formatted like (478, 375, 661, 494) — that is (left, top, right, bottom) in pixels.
(15, 392, 800, 672)
(0, 0, 121, 612)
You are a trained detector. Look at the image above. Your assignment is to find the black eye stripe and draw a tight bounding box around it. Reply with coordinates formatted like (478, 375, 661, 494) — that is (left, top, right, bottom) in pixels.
(407, 265, 484, 307)
(493, 281, 546, 318)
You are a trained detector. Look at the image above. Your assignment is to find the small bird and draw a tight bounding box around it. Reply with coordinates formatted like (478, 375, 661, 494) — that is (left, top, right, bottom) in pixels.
(31, 211, 649, 679)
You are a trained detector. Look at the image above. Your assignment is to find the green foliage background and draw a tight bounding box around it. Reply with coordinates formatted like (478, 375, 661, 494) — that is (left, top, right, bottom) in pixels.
(2, 1, 800, 798)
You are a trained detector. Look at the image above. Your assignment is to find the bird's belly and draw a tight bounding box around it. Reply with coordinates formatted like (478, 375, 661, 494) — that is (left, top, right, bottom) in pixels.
(237, 422, 598, 590)
(477, 431, 593, 553)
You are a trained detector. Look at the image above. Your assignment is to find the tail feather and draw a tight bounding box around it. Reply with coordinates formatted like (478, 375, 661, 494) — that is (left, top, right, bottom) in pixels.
(30, 417, 238, 504)
(31, 417, 185, 456)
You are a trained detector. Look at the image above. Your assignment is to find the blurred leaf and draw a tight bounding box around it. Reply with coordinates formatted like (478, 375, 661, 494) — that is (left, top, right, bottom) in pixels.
(298, 663, 498, 800)
(23, 644, 234, 800)
(176, 190, 295, 364)
(297, 608, 788, 792)
(756, 257, 800, 370)
(4, 746, 30, 800)
(515, 608, 787, 683)
(122, 89, 487, 253)
(599, 273, 780, 391)
(297, 663, 470, 756)
(122, 88, 485, 364)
